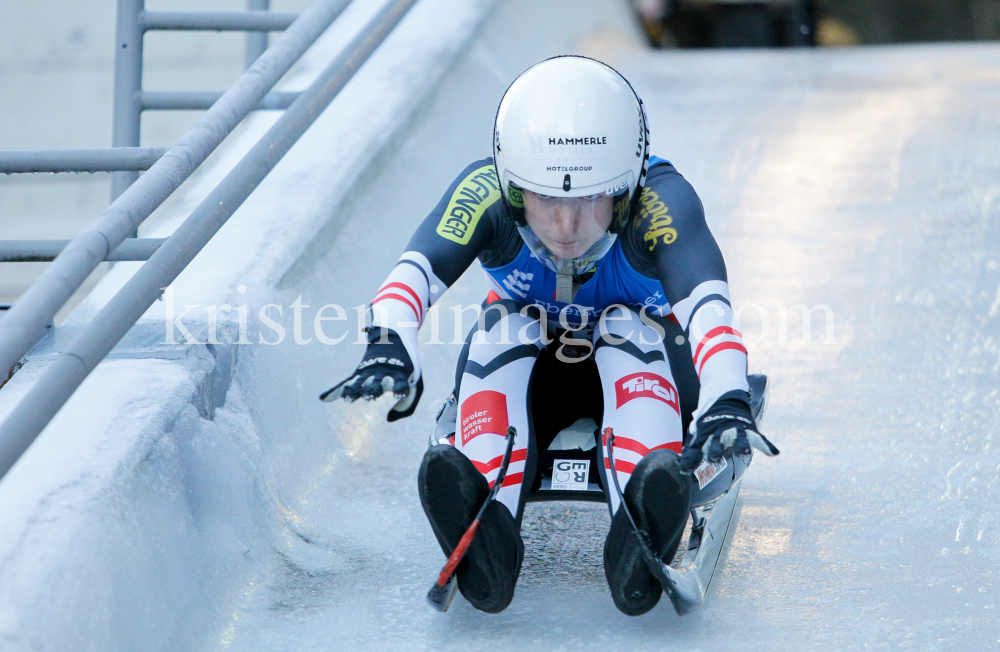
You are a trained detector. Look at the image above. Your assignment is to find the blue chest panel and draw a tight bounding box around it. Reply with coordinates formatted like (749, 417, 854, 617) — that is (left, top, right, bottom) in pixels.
(483, 241, 669, 327)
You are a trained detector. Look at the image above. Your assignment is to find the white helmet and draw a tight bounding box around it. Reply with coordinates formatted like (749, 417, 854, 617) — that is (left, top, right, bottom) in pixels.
(493, 56, 650, 234)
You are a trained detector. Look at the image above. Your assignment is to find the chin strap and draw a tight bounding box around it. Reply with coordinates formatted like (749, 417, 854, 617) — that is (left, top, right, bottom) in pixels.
(516, 226, 616, 302)
(555, 259, 575, 303)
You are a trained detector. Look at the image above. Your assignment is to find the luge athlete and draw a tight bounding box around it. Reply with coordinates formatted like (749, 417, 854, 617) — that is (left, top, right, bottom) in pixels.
(321, 56, 778, 616)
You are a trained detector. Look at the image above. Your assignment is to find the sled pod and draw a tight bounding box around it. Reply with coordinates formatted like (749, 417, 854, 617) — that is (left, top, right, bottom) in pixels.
(430, 374, 769, 506)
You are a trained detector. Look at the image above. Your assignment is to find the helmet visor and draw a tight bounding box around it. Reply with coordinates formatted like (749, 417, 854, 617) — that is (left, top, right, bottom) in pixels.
(518, 224, 617, 277)
(522, 190, 614, 260)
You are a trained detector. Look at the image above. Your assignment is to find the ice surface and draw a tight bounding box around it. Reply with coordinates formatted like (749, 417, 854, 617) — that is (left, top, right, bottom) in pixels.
(213, 44, 1000, 651)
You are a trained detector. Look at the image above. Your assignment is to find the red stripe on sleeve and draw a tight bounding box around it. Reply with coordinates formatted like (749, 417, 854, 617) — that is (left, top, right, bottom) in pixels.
(371, 293, 421, 324)
(377, 282, 424, 321)
(697, 341, 748, 376)
(692, 326, 740, 363)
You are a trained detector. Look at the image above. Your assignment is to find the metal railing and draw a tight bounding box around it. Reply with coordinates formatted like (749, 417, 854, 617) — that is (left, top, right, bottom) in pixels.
(0, 148, 169, 174)
(0, 0, 304, 264)
(0, 239, 166, 263)
(0, 0, 420, 479)
(109, 0, 307, 203)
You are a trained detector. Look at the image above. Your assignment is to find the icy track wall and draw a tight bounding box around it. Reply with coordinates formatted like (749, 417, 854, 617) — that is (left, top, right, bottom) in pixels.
(0, 0, 645, 649)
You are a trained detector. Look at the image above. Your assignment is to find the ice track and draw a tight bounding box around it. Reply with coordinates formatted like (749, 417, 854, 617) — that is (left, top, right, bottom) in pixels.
(2, 1, 1000, 649)
(217, 43, 1000, 652)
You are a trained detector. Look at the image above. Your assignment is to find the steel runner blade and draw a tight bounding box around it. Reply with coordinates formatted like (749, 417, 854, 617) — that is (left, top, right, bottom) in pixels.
(659, 476, 744, 614)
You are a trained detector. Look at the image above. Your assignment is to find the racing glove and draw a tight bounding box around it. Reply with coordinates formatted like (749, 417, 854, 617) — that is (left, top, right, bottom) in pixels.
(319, 328, 423, 422)
(679, 390, 779, 472)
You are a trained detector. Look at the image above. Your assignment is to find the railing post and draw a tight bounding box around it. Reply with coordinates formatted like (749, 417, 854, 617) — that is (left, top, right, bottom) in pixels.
(111, 0, 145, 203)
(245, 0, 270, 70)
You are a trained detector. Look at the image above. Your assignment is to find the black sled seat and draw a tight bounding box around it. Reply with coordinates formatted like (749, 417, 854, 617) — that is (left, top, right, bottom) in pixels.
(526, 373, 768, 505)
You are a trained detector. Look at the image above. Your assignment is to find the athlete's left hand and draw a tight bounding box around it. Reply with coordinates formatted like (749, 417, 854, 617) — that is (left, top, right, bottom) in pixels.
(679, 391, 779, 472)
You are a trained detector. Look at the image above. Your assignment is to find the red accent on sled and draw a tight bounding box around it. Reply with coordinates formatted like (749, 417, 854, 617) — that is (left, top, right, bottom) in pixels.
(436, 519, 480, 587)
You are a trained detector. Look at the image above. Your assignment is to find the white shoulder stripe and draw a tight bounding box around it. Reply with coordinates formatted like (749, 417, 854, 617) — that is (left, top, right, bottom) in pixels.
(400, 251, 447, 305)
(671, 280, 730, 329)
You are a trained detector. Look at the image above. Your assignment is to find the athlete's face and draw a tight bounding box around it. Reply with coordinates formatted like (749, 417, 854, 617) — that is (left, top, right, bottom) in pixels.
(522, 190, 613, 259)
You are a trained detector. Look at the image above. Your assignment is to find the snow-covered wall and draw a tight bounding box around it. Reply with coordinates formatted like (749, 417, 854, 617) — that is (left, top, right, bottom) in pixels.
(0, 1, 645, 649)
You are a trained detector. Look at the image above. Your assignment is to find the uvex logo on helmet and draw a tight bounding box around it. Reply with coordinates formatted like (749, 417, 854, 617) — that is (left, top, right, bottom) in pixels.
(635, 106, 644, 158)
(615, 372, 680, 415)
(606, 178, 628, 195)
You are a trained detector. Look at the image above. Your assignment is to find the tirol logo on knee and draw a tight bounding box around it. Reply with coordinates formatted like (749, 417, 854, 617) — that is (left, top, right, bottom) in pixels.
(615, 372, 679, 414)
(460, 391, 510, 446)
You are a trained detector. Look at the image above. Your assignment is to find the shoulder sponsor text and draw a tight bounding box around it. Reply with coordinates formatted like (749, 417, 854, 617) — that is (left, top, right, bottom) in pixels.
(436, 165, 501, 245)
(638, 188, 677, 251)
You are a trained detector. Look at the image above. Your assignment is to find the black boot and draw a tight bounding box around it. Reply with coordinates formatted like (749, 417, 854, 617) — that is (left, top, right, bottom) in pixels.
(604, 448, 692, 616)
(418, 444, 524, 613)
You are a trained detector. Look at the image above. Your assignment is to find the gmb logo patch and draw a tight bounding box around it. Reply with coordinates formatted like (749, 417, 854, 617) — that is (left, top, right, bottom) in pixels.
(637, 188, 677, 251)
(436, 165, 501, 245)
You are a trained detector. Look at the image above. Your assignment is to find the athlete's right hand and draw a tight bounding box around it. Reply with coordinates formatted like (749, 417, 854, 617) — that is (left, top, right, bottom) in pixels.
(319, 328, 424, 420)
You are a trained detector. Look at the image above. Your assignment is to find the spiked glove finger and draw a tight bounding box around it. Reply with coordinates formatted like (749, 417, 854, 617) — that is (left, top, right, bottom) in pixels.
(679, 391, 778, 472)
(320, 328, 423, 421)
